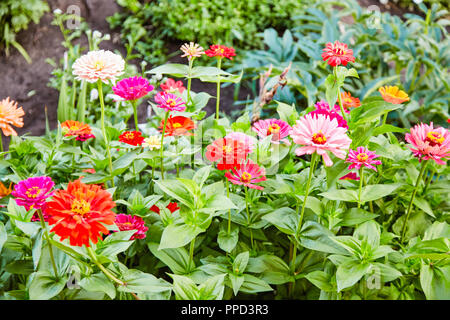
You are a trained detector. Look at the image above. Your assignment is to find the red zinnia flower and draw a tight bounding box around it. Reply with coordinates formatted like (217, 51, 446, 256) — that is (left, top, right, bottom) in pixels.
(160, 116, 195, 137)
(47, 179, 116, 247)
(150, 202, 180, 214)
(206, 137, 250, 170)
(205, 45, 236, 60)
(322, 41, 355, 67)
(119, 131, 145, 146)
(160, 78, 186, 94)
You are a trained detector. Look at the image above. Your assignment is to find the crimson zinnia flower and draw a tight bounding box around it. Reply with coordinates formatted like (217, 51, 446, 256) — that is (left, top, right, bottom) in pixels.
(112, 76, 154, 101)
(115, 214, 148, 240)
(160, 78, 186, 94)
(206, 137, 251, 170)
(119, 131, 145, 146)
(150, 202, 180, 214)
(47, 179, 116, 247)
(11, 176, 55, 211)
(339, 172, 360, 181)
(322, 41, 355, 67)
(160, 116, 195, 136)
(225, 159, 266, 191)
(309, 100, 348, 129)
(346, 147, 382, 172)
(205, 45, 236, 60)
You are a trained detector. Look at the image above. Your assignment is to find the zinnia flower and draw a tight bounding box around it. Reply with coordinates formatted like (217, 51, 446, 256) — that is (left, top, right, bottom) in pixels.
(154, 91, 186, 112)
(224, 132, 257, 152)
(205, 44, 236, 60)
(405, 122, 450, 165)
(112, 76, 154, 101)
(0, 181, 13, 198)
(115, 214, 148, 240)
(61, 120, 95, 141)
(378, 86, 410, 104)
(72, 50, 125, 84)
(119, 131, 145, 146)
(0, 97, 25, 136)
(346, 147, 382, 172)
(31, 204, 50, 222)
(310, 100, 348, 129)
(322, 41, 355, 67)
(341, 91, 361, 109)
(11, 176, 55, 211)
(142, 135, 161, 150)
(290, 113, 352, 167)
(339, 172, 360, 181)
(206, 137, 251, 170)
(160, 116, 195, 136)
(47, 179, 116, 247)
(225, 159, 266, 190)
(160, 78, 186, 94)
(150, 202, 180, 214)
(252, 119, 292, 145)
(180, 42, 205, 60)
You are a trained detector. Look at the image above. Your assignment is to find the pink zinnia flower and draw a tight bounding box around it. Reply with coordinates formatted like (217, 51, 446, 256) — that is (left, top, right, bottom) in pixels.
(322, 41, 355, 67)
(11, 176, 55, 211)
(346, 147, 382, 172)
(225, 160, 266, 190)
(180, 42, 205, 60)
(115, 214, 148, 240)
(72, 50, 125, 84)
(339, 172, 360, 181)
(112, 76, 154, 101)
(154, 91, 186, 112)
(160, 78, 186, 94)
(290, 113, 352, 167)
(310, 100, 348, 129)
(224, 132, 257, 152)
(405, 122, 450, 165)
(252, 119, 292, 145)
(76, 133, 95, 141)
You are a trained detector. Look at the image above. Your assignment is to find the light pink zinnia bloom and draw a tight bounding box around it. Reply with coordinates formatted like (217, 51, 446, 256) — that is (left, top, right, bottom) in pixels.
(225, 159, 267, 190)
(290, 113, 352, 166)
(252, 119, 292, 145)
(11, 176, 55, 211)
(405, 122, 450, 165)
(180, 42, 205, 60)
(339, 172, 360, 181)
(112, 76, 154, 101)
(225, 132, 257, 153)
(346, 147, 382, 172)
(115, 214, 148, 240)
(72, 50, 125, 84)
(154, 91, 186, 112)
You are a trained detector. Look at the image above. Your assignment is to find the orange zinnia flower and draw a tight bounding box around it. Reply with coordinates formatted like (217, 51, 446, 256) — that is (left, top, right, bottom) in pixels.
(0, 97, 25, 136)
(0, 181, 13, 198)
(378, 86, 410, 104)
(47, 179, 116, 247)
(341, 91, 361, 109)
(61, 120, 93, 138)
(160, 116, 195, 136)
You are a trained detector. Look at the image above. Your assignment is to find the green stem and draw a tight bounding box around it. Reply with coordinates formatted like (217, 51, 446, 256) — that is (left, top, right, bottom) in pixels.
(188, 238, 196, 273)
(382, 112, 388, 126)
(37, 209, 58, 278)
(401, 160, 428, 243)
(131, 100, 139, 131)
(160, 111, 170, 180)
(423, 167, 434, 194)
(87, 246, 124, 286)
(97, 80, 114, 187)
(215, 58, 223, 120)
(244, 186, 254, 249)
(334, 67, 347, 123)
(0, 132, 3, 157)
(358, 167, 364, 209)
(226, 178, 231, 234)
(187, 58, 193, 105)
(71, 139, 76, 170)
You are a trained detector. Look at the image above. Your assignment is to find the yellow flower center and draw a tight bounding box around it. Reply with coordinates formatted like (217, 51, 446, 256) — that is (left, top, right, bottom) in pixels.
(356, 153, 369, 162)
(166, 98, 176, 108)
(25, 187, 42, 199)
(71, 199, 91, 215)
(70, 126, 79, 131)
(426, 131, 444, 146)
(125, 133, 134, 140)
(172, 123, 183, 128)
(312, 131, 327, 145)
(240, 172, 252, 183)
(94, 60, 105, 71)
(223, 145, 233, 154)
(268, 124, 280, 134)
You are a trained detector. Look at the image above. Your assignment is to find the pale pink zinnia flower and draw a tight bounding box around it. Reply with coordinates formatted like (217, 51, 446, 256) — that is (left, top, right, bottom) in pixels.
(112, 76, 154, 101)
(405, 122, 450, 165)
(154, 91, 186, 112)
(180, 42, 205, 60)
(225, 132, 257, 152)
(72, 50, 125, 84)
(115, 214, 148, 240)
(225, 159, 267, 190)
(252, 119, 292, 145)
(346, 147, 382, 172)
(290, 113, 352, 166)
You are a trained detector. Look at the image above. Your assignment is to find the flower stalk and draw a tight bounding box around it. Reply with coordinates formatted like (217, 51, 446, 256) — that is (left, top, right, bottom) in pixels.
(160, 111, 170, 179)
(97, 80, 114, 187)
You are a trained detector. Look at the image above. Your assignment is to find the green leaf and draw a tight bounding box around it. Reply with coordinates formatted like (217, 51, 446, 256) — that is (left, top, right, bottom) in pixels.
(193, 165, 211, 189)
(420, 263, 450, 300)
(148, 243, 191, 274)
(239, 274, 273, 294)
(119, 269, 172, 294)
(198, 274, 226, 300)
(339, 208, 379, 227)
(262, 207, 297, 235)
(325, 74, 339, 108)
(79, 273, 116, 299)
(306, 271, 334, 292)
(112, 151, 138, 176)
(29, 271, 68, 300)
(299, 221, 347, 255)
(146, 63, 189, 77)
(413, 197, 435, 218)
(170, 274, 199, 300)
(372, 124, 408, 136)
(359, 184, 402, 202)
(5, 260, 35, 275)
(155, 180, 195, 209)
(354, 221, 381, 249)
(336, 260, 370, 292)
(351, 98, 403, 126)
(229, 274, 245, 296)
(318, 189, 358, 202)
(217, 222, 239, 253)
(203, 194, 237, 212)
(0, 221, 7, 253)
(158, 223, 204, 250)
(233, 252, 249, 274)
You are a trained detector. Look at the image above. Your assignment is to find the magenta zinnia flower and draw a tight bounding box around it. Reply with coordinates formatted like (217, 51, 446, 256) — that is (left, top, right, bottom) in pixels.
(11, 176, 55, 211)
(115, 214, 148, 240)
(224, 132, 257, 153)
(154, 91, 186, 112)
(339, 172, 360, 181)
(309, 100, 348, 129)
(225, 159, 267, 190)
(290, 113, 352, 166)
(322, 41, 355, 67)
(112, 76, 154, 101)
(405, 122, 450, 165)
(346, 147, 382, 172)
(252, 119, 292, 145)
